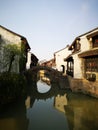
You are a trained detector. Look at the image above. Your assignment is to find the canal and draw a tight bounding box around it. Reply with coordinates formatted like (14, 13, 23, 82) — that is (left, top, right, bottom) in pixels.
(0, 75, 98, 130)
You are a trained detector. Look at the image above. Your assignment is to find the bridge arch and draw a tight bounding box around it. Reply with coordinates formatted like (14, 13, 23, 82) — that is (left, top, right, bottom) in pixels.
(27, 66, 62, 78)
(29, 66, 57, 73)
(25, 66, 63, 85)
(27, 80, 66, 100)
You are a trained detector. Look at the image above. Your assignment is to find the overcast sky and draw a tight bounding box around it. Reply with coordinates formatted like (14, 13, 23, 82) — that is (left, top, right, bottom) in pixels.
(0, 0, 98, 61)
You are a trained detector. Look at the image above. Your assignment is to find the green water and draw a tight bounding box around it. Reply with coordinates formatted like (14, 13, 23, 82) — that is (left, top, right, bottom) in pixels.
(0, 80, 98, 130)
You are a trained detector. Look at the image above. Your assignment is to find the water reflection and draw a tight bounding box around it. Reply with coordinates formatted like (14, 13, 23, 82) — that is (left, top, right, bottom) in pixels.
(25, 78, 98, 130)
(65, 93, 98, 130)
(0, 100, 28, 130)
(37, 80, 51, 93)
(54, 94, 67, 113)
(25, 96, 31, 109)
(0, 73, 98, 130)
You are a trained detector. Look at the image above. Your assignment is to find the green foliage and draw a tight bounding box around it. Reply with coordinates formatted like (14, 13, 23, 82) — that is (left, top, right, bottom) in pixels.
(4, 44, 21, 55)
(0, 44, 21, 72)
(0, 72, 27, 103)
(19, 43, 27, 72)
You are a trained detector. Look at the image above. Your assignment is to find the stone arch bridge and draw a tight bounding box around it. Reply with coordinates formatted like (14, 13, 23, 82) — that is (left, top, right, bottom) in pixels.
(24, 66, 63, 83)
(29, 66, 62, 76)
(24, 66, 70, 97)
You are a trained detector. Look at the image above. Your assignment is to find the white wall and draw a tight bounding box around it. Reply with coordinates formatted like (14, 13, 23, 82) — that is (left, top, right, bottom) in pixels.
(80, 36, 90, 52)
(0, 27, 21, 73)
(0, 27, 21, 44)
(72, 35, 89, 79)
(26, 52, 31, 69)
(72, 28, 98, 79)
(54, 46, 71, 74)
(72, 36, 90, 79)
(73, 54, 83, 79)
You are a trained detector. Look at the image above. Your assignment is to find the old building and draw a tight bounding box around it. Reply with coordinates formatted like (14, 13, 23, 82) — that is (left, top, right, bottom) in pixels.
(26, 52, 38, 69)
(0, 25, 30, 73)
(41, 58, 55, 68)
(54, 45, 71, 74)
(64, 37, 81, 78)
(65, 27, 98, 97)
(65, 27, 98, 80)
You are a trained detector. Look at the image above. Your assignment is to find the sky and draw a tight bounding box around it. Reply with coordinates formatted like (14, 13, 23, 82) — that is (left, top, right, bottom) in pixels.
(0, 0, 98, 61)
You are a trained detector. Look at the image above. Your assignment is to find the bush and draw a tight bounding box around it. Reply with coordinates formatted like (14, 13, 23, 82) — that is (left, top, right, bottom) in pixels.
(24, 69, 38, 84)
(0, 72, 27, 103)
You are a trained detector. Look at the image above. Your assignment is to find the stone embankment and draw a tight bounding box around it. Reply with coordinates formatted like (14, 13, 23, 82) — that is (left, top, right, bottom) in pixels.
(67, 76, 98, 98)
(57, 75, 70, 89)
(54, 73, 98, 98)
(39, 69, 98, 98)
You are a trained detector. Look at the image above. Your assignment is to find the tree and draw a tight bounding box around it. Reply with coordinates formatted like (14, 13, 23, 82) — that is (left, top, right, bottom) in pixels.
(4, 44, 21, 72)
(0, 43, 23, 73)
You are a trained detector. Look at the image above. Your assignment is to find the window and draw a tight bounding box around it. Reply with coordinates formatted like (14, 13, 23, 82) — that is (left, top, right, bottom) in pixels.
(86, 57, 98, 72)
(93, 35, 98, 48)
(67, 61, 73, 72)
(73, 42, 81, 53)
(76, 42, 81, 51)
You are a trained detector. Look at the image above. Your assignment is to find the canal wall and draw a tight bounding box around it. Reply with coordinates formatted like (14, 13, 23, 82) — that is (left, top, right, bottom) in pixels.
(68, 76, 98, 98)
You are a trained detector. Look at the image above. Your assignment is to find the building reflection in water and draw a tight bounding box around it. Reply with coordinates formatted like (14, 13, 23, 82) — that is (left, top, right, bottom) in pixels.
(25, 96, 31, 109)
(1, 70, 98, 130)
(64, 93, 98, 130)
(0, 100, 29, 130)
(54, 94, 67, 113)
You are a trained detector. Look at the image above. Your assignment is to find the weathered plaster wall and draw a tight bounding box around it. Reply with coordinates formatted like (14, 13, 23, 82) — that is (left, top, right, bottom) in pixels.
(0, 27, 21, 73)
(0, 27, 21, 44)
(73, 54, 83, 79)
(73, 35, 91, 79)
(55, 46, 71, 74)
(26, 52, 31, 69)
(80, 36, 90, 52)
(68, 76, 98, 98)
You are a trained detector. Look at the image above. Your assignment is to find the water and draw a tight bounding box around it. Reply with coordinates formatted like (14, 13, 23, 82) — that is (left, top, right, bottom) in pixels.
(26, 81, 69, 130)
(0, 80, 98, 130)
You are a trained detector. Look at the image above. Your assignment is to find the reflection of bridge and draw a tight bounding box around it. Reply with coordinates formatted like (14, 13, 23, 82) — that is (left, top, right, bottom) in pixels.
(25, 79, 69, 109)
(27, 80, 66, 101)
(26, 73, 70, 101)
(25, 66, 70, 108)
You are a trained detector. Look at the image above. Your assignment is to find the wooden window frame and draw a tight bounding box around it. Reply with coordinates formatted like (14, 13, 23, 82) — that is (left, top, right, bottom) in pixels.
(85, 57, 98, 72)
(92, 35, 98, 48)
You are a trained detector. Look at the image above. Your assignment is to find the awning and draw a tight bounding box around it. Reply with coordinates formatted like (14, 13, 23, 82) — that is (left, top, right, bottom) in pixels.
(78, 49, 98, 58)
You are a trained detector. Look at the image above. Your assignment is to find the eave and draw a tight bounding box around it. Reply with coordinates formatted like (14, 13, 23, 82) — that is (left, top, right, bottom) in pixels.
(68, 37, 80, 50)
(64, 54, 73, 61)
(78, 48, 98, 58)
(86, 31, 98, 39)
